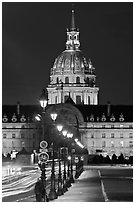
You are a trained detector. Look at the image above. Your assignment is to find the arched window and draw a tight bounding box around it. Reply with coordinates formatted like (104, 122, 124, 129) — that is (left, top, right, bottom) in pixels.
(56, 77, 59, 84)
(64, 95, 69, 102)
(55, 96, 57, 104)
(76, 76, 80, 83)
(65, 77, 69, 84)
(76, 95, 81, 104)
(88, 96, 90, 104)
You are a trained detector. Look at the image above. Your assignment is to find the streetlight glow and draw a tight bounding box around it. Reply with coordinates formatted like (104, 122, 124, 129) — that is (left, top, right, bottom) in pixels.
(39, 89, 48, 109)
(74, 138, 84, 149)
(62, 130, 67, 137)
(57, 125, 63, 132)
(35, 114, 42, 121)
(67, 133, 73, 138)
(50, 112, 58, 121)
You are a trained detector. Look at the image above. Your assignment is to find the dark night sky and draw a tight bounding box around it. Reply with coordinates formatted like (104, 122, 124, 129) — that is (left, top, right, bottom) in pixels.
(2, 2, 133, 105)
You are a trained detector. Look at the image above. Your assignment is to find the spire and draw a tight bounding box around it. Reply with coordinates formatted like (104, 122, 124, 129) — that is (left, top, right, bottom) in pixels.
(71, 9, 75, 31)
(66, 8, 80, 50)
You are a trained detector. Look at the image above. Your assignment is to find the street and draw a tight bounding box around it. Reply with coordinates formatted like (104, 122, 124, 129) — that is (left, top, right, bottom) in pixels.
(2, 162, 133, 202)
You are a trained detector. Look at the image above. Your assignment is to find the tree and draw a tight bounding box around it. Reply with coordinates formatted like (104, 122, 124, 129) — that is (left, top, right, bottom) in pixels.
(98, 154, 104, 163)
(129, 156, 133, 165)
(104, 155, 111, 164)
(112, 154, 117, 164)
(118, 153, 125, 164)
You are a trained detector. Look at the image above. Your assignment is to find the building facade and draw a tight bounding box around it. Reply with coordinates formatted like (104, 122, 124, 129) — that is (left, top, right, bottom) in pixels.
(47, 10, 99, 105)
(2, 10, 133, 157)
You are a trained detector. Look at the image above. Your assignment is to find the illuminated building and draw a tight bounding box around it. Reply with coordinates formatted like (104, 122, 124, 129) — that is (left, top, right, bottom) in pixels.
(2, 10, 133, 157)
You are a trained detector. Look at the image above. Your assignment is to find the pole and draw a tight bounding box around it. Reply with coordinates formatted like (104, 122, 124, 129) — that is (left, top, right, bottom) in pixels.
(57, 148, 63, 196)
(67, 152, 71, 188)
(70, 149, 74, 183)
(48, 143, 57, 200)
(40, 162, 47, 202)
(41, 109, 47, 201)
(63, 140, 68, 192)
(42, 110, 45, 141)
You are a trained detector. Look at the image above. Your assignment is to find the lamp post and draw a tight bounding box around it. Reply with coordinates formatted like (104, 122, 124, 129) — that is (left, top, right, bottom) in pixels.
(39, 89, 48, 140)
(48, 111, 58, 200)
(62, 130, 68, 192)
(39, 89, 48, 202)
(57, 125, 64, 196)
(67, 133, 74, 183)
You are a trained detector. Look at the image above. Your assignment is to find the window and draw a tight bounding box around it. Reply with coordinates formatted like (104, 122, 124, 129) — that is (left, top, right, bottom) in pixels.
(3, 134, 7, 139)
(111, 141, 114, 147)
(76, 95, 81, 104)
(3, 142, 6, 148)
(88, 96, 90, 105)
(21, 133, 25, 139)
(102, 141, 106, 147)
(12, 141, 15, 148)
(12, 134, 16, 138)
(129, 125, 133, 129)
(92, 141, 94, 147)
(64, 95, 69, 102)
(65, 77, 69, 84)
(120, 141, 124, 148)
(129, 141, 133, 148)
(56, 77, 59, 84)
(91, 134, 94, 138)
(129, 133, 133, 138)
(102, 133, 106, 138)
(111, 125, 114, 128)
(76, 76, 80, 83)
(111, 133, 115, 138)
(120, 133, 123, 138)
(55, 96, 57, 104)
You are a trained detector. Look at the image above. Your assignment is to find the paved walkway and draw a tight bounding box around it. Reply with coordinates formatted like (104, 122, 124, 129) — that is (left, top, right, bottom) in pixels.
(52, 169, 105, 202)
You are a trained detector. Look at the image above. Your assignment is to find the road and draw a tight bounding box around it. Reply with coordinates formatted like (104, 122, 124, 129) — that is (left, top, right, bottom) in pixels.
(85, 165, 133, 202)
(99, 167, 133, 202)
(2, 163, 133, 202)
(2, 162, 61, 202)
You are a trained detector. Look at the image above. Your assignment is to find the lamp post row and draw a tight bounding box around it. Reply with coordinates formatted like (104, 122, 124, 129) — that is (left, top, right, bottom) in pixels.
(37, 89, 77, 202)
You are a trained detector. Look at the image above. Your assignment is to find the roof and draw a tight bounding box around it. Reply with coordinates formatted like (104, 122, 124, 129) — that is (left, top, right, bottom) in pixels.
(2, 103, 133, 123)
(17, 147, 31, 155)
(75, 104, 133, 122)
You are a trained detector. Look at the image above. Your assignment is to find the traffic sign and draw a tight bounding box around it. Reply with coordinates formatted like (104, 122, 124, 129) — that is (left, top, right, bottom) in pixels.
(75, 156, 79, 163)
(39, 148, 48, 153)
(40, 140, 48, 149)
(38, 152, 49, 163)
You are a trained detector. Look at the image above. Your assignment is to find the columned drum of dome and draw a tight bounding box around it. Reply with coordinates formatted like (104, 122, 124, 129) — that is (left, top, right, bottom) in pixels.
(47, 9, 99, 105)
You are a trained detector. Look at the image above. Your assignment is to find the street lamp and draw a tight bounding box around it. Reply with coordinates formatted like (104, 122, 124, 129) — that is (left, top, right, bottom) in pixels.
(62, 130, 68, 192)
(67, 133, 74, 183)
(39, 89, 48, 141)
(56, 125, 64, 196)
(48, 110, 58, 200)
(39, 89, 48, 111)
(37, 89, 48, 202)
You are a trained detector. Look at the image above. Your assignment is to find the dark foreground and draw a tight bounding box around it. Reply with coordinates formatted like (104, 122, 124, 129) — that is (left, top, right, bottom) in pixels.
(2, 165, 133, 202)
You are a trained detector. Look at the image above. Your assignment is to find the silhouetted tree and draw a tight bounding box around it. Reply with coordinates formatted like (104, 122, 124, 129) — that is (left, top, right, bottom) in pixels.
(98, 154, 104, 163)
(129, 156, 133, 165)
(104, 155, 111, 164)
(93, 155, 98, 164)
(112, 154, 117, 164)
(118, 153, 125, 164)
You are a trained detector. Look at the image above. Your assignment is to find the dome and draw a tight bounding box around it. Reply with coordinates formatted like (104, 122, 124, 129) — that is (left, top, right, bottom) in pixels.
(52, 49, 93, 75)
